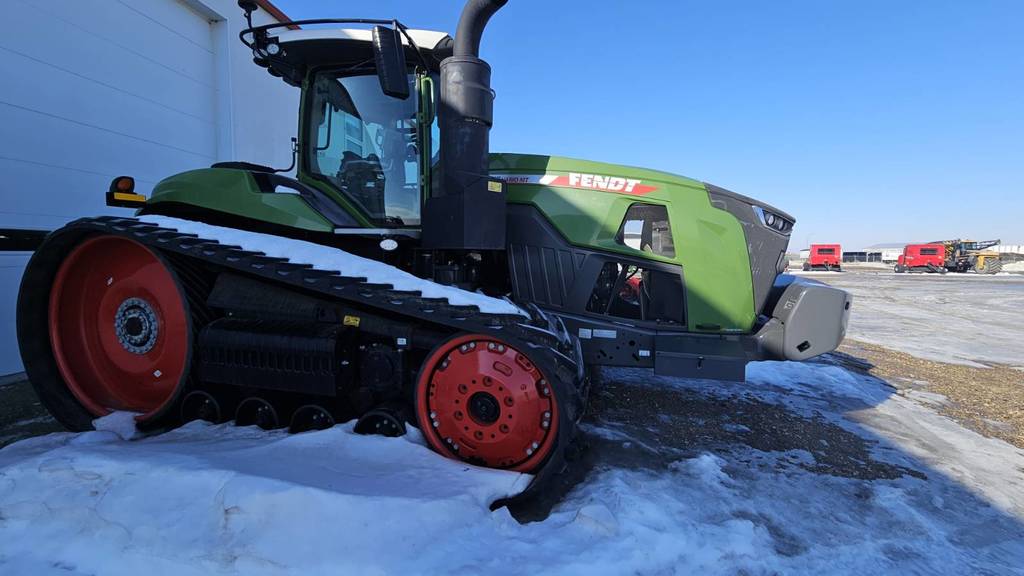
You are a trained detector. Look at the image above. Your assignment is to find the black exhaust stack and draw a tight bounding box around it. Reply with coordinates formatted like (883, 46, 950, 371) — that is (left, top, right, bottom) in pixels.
(422, 0, 508, 251)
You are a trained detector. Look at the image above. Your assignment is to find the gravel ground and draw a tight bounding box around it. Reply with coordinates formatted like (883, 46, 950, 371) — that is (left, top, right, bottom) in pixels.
(836, 339, 1024, 448)
(0, 376, 59, 448)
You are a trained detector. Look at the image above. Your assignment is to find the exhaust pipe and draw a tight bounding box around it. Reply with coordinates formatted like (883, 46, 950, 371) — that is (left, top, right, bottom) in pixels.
(453, 0, 508, 57)
(422, 0, 508, 251)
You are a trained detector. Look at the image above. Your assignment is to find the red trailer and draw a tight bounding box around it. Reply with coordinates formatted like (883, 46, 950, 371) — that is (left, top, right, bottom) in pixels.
(894, 243, 946, 273)
(803, 244, 842, 271)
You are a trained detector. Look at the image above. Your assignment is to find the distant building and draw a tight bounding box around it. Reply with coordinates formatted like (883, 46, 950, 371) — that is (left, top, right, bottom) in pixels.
(842, 251, 882, 263)
(990, 244, 1024, 254)
(879, 248, 903, 262)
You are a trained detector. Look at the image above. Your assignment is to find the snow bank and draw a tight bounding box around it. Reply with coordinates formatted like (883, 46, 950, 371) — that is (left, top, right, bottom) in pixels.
(0, 423, 529, 575)
(137, 216, 525, 316)
(3, 362, 1023, 574)
(92, 411, 139, 440)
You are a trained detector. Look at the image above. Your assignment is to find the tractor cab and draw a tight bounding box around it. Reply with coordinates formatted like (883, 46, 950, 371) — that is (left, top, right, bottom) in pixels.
(248, 24, 454, 229)
(227, 1, 511, 257)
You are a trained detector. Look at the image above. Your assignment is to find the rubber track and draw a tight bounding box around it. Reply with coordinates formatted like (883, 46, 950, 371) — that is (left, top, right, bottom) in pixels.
(46, 216, 585, 504)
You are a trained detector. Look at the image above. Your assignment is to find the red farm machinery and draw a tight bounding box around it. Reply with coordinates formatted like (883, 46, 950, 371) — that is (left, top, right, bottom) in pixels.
(895, 240, 1002, 274)
(803, 244, 842, 271)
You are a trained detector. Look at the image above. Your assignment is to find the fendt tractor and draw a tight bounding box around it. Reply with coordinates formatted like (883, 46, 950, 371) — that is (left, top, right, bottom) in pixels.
(17, 0, 851, 497)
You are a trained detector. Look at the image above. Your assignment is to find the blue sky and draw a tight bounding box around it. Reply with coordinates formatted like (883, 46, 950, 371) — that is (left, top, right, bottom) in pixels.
(274, 0, 1023, 248)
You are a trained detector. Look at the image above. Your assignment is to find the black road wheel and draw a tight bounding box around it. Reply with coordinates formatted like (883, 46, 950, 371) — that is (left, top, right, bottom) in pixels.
(289, 404, 335, 433)
(181, 391, 222, 424)
(235, 397, 280, 430)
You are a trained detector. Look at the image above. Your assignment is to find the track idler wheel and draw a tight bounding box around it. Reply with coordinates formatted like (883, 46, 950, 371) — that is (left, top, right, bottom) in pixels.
(42, 235, 192, 426)
(289, 404, 335, 433)
(235, 397, 279, 430)
(181, 391, 221, 424)
(415, 334, 559, 472)
(354, 402, 408, 438)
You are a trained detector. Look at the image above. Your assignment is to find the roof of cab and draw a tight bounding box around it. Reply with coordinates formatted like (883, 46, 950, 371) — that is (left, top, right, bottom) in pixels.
(276, 28, 451, 51)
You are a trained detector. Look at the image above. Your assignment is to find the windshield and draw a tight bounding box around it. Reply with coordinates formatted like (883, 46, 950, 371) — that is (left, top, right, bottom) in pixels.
(307, 72, 421, 226)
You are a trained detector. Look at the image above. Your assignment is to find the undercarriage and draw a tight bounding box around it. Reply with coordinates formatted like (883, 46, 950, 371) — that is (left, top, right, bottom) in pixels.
(18, 216, 587, 501)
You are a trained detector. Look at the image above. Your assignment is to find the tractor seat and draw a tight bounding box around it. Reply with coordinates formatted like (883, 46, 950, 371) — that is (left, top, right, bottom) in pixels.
(338, 151, 385, 213)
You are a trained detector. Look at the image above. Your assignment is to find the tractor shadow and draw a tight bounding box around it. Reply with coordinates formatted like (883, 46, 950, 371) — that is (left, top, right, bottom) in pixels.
(506, 354, 1024, 568)
(509, 356, 919, 522)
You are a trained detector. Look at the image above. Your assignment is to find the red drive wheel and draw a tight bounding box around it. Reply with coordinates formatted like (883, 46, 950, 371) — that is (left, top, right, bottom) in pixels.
(415, 334, 559, 472)
(48, 235, 191, 423)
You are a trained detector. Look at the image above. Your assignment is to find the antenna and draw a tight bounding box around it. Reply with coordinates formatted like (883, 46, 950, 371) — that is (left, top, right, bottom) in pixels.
(238, 0, 258, 28)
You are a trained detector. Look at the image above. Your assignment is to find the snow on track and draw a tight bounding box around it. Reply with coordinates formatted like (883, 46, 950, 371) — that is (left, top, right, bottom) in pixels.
(137, 216, 525, 316)
(2, 361, 1023, 574)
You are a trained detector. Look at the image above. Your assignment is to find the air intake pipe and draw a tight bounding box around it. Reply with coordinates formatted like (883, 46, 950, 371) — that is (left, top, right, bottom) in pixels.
(422, 0, 508, 251)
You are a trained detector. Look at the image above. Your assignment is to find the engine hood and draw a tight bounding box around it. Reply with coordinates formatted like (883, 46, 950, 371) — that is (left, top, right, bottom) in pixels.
(489, 152, 793, 223)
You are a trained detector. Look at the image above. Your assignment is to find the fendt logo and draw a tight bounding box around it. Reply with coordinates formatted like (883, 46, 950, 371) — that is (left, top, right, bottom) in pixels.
(567, 173, 647, 193)
(492, 172, 659, 195)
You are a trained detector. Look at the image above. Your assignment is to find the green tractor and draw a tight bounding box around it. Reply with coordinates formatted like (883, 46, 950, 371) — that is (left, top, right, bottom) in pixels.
(17, 0, 850, 493)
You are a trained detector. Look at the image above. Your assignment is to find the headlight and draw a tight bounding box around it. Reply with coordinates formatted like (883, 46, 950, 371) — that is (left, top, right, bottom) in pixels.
(753, 206, 793, 234)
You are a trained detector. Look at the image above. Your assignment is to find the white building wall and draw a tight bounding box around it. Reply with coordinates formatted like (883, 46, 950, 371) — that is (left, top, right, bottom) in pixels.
(990, 244, 1024, 255)
(880, 248, 903, 262)
(0, 0, 298, 376)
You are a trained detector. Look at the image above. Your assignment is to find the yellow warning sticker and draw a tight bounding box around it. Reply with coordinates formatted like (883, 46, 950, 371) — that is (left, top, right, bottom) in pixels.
(343, 315, 361, 327)
(487, 180, 503, 193)
(112, 192, 147, 203)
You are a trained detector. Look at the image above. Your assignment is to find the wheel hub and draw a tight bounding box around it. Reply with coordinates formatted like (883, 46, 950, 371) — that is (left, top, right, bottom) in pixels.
(468, 392, 500, 424)
(114, 297, 159, 354)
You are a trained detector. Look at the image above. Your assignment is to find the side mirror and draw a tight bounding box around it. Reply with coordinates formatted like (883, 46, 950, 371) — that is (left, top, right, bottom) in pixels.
(372, 26, 410, 100)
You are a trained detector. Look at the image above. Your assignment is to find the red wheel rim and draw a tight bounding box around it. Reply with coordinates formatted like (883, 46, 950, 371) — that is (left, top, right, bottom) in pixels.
(48, 235, 190, 420)
(416, 334, 559, 472)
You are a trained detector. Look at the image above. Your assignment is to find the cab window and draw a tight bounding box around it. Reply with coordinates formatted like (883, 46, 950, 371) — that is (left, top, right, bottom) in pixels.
(307, 72, 421, 226)
(616, 204, 675, 258)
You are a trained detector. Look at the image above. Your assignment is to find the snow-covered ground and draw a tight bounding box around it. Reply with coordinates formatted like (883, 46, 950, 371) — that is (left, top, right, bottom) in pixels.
(2, 361, 1022, 575)
(796, 270, 1024, 368)
(2, 222, 1021, 573)
(1004, 261, 1024, 273)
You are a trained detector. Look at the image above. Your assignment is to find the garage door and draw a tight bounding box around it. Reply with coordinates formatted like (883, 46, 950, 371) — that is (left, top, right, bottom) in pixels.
(0, 0, 220, 375)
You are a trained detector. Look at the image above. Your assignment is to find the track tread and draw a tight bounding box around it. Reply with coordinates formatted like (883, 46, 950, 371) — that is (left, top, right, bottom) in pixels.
(20, 215, 589, 506)
(50, 216, 576, 386)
